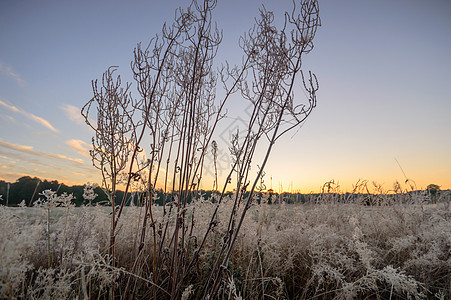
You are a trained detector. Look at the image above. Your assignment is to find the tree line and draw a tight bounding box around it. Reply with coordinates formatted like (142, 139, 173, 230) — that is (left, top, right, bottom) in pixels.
(0, 176, 311, 207)
(0, 176, 236, 207)
(2, 176, 445, 207)
(0, 176, 102, 206)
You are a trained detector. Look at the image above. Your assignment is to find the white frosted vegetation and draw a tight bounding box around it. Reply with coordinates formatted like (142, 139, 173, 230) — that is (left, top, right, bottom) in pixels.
(0, 193, 449, 299)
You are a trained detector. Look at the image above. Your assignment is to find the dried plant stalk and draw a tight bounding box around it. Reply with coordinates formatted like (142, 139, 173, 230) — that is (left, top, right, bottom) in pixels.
(82, 0, 320, 298)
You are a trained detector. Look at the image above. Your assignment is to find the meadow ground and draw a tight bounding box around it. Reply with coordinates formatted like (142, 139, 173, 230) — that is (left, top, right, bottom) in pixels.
(1, 193, 449, 299)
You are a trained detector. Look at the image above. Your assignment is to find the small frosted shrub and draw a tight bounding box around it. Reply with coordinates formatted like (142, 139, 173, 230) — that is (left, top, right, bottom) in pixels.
(27, 267, 75, 299)
(82, 183, 98, 206)
(0, 206, 36, 298)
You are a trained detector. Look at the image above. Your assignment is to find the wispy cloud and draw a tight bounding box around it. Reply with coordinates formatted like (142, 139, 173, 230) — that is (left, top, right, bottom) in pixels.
(0, 139, 85, 166)
(0, 61, 26, 87)
(0, 148, 80, 173)
(51, 153, 85, 165)
(0, 114, 17, 125)
(0, 171, 30, 183)
(0, 99, 58, 133)
(66, 139, 90, 157)
(0, 140, 98, 185)
(0, 140, 33, 152)
(61, 104, 85, 126)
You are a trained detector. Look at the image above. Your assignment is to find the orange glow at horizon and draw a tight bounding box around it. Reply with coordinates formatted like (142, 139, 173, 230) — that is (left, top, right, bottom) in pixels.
(2, 169, 449, 195)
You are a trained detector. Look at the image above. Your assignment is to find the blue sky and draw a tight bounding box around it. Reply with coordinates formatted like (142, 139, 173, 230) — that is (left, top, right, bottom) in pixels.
(0, 0, 450, 192)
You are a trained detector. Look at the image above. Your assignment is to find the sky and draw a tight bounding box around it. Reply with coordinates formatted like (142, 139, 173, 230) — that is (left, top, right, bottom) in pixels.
(0, 0, 450, 193)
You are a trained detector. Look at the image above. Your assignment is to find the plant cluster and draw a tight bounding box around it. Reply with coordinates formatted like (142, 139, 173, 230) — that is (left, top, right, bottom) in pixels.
(80, 0, 319, 298)
(0, 192, 449, 299)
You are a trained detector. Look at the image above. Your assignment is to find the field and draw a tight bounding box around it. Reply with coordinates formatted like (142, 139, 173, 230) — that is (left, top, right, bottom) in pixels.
(0, 191, 450, 299)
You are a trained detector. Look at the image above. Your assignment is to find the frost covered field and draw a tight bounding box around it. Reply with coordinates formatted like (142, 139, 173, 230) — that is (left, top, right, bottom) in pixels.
(1, 192, 450, 299)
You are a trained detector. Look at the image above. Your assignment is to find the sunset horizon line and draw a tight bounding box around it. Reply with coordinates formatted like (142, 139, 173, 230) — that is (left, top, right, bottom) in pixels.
(1, 173, 449, 195)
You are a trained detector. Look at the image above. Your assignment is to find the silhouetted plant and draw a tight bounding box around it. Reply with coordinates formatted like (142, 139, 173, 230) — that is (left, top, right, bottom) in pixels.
(427, 183, 440, 203)
(81, 66, 138, 299)
(81, 0, 320, 298)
